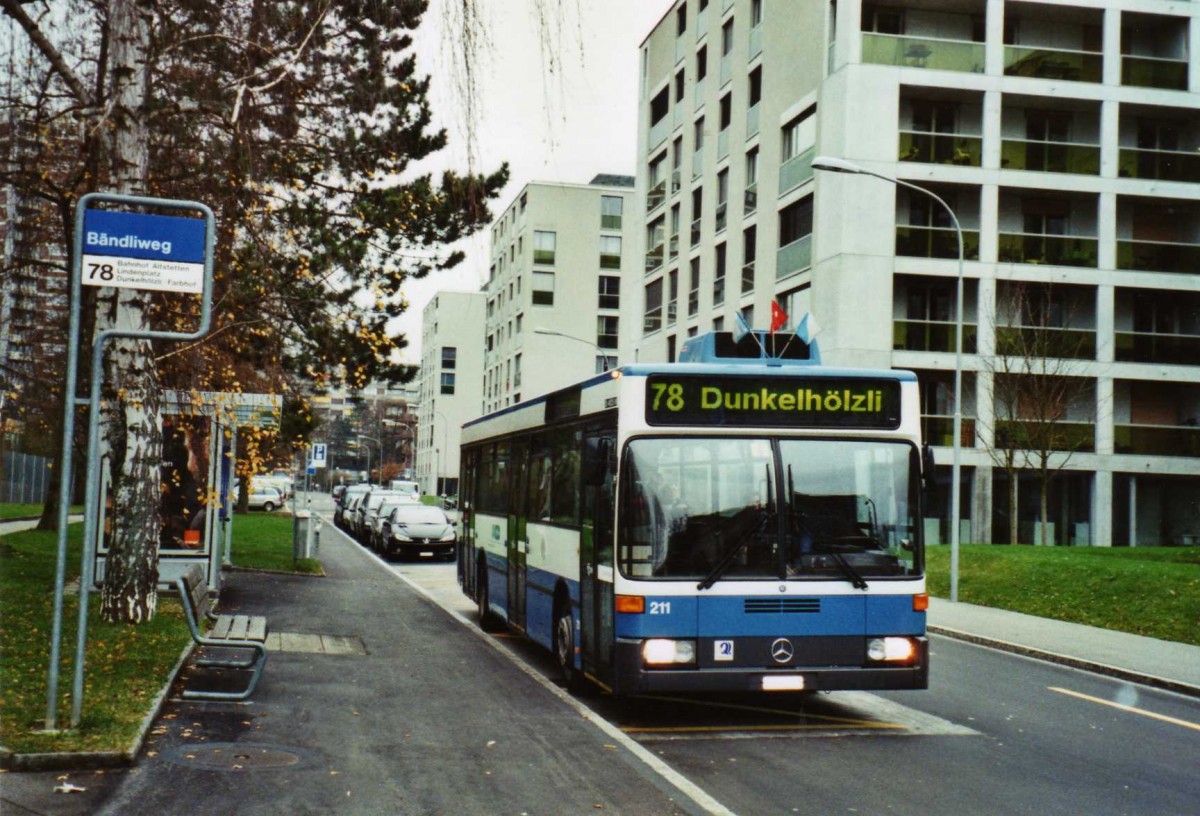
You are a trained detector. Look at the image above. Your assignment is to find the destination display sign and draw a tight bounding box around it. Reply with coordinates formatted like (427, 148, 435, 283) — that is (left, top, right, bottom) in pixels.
(81, 209, 207, 293)
(645, 375, 902, 428)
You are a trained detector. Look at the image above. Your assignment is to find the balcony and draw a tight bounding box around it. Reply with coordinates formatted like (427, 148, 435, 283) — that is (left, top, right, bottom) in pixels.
(776, 234, 812, 280)
(862, 33, 984, 73)
(1122, 56, 1188, 91)
(898, 131, 982, 166)
(671, 169, 682, 195)
(688, 288, 699, 317)
(921, 415, 977, 449)
(644, 310, 663, 334)
(1003, 47, 1102, 83)
(719, 54, 731, 85)
(1000, 139, 1100, 175)
(690, 217, 701, 247)
(997, 233, 1098, 267)
(746, 102, 760, 138)
(778, 147, 814, 195)
(995, 420, 1095, 453)
(1116, 239, 1200, 275)
(692, 148, 703, 180)
(749, 24, 762, 60)
(1115, 332, 1200, 366)
(646, 179, 666, 213)
(744, 184, 757, 216)
(1115, 424, 1200, 457)
(668, 234, 680, 260)
(741, 261, 755, 294)
(717, 127, 729, 161)
(895, 225, 980, 260)
(648, 116, 670, 153)
(1118, 148, 1200, 183)
(645, 243, 664, 273)
(893, 320, 978, 354)
(715, 202, 727, 233)
(995, 326, 1096, 360)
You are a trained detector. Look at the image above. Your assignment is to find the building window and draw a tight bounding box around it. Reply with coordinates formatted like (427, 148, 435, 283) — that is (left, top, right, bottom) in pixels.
(601, 195, 624, 229)
(781, 104, 817, 162)
(690, 186, 703, 246)
(676, 2, 687, 36)
(645, 278, 664, 334)
(748, 66, 762, 106)
(751, 0, 763, 27)
(597, 315, 619, 349)
(721, 18, 734, 56)
(600, 235, 622, 269)
(742, 225, 756, 293)
(440, 372, 456, 395)
(533, 230, 556, 265)
(533, 271, 555, 305)
(719, 92, 732, 131)
(668, 268, 679, 326)
(779, 195, 814, 247)
(650, 86, 670, 128)
(441, 346, 457, 369)
(714, 242, 727, 306)
(744, 147, 759, 214)
(688, 257, 701, 317)
(716, 168, 729, 232)
(598, 275, 621, 310)
(514, 353, 522, 387)
(696, 45, 708, 81)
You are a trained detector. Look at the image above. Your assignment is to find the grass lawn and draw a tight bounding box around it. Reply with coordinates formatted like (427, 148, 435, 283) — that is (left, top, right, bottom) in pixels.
(0, 525, 191, 755)
(927, 544, 1200, 647)
(229, 511, 323, 574)
(0, 503, 83, 520)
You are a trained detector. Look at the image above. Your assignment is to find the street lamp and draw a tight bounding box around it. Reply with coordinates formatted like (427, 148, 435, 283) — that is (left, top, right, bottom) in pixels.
(812, 155, 965, 603)
(382, 418, 417, 475)
(534, 327, 615, 372)
(356, 434, 381, 484)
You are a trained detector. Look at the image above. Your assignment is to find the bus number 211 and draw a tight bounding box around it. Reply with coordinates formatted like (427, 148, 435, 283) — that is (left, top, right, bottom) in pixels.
(649, 601, 672, 615)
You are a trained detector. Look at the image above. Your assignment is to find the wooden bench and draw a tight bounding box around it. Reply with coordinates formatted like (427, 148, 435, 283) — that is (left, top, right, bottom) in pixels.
(176, 563, 269, 701)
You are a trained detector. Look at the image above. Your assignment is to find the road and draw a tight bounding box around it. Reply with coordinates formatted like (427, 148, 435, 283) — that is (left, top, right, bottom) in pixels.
(316, 491, 1200, 816)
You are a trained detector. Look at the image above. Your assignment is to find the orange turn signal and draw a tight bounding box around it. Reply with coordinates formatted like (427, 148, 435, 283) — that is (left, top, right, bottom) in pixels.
(615, 595, 645, 614)
(912, 593, 929, 612)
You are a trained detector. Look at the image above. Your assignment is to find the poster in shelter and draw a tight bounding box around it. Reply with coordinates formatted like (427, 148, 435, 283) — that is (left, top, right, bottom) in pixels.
(160, 414, 211, 553)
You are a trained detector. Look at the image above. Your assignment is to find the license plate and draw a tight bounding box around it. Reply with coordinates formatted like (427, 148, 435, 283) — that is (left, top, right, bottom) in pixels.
(420, 551, 434, 557)
(762, 675, 805, 691)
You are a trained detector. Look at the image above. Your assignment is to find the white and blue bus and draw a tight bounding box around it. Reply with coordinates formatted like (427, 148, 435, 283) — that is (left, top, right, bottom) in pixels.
(457, 330, 931, 695)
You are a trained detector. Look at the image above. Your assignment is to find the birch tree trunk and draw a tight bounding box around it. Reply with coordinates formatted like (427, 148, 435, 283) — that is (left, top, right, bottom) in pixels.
(98, 0, 162, 624)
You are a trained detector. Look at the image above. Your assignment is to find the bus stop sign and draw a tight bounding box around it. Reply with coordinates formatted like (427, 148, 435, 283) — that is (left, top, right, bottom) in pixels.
(82, 208, 207, 293)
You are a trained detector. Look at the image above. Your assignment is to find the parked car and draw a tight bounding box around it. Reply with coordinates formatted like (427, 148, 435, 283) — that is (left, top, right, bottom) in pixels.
(332, 484, 347, 503)
(379, 504, 457, 560)
(247, 485, 283, 512)
(353, 489, 403, 543)
(388, 479, 421, 500)
(335, 492, 366, 530)
(369, 496, 420, 550)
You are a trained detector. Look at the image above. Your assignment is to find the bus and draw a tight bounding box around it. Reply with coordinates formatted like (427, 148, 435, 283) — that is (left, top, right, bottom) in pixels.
(457, 330, 932, 695)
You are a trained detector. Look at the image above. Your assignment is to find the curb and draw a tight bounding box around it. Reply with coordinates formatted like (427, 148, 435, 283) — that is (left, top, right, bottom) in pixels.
(0, 642, 195, 772)
(929, 625, 1200, 700)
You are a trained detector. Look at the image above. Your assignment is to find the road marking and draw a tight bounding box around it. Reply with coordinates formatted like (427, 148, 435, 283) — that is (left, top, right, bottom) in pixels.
(1049, 686, 1200, 733)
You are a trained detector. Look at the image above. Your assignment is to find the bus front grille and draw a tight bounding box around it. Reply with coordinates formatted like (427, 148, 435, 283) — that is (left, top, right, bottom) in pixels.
(744, 598, 821, 614)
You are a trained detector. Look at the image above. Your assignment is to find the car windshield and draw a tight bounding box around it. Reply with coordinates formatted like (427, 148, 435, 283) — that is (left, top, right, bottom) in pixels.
(393, 507, 449, 525)
(618, 437, 920, 582)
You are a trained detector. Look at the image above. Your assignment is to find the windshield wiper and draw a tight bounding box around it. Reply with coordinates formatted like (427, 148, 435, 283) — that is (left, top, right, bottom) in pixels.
(697, 508, 770, 591)
(823, 550, 868, 590)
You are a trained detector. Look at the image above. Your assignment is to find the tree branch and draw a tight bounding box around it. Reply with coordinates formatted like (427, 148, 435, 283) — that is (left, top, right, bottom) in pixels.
(0, 0, 94, 106)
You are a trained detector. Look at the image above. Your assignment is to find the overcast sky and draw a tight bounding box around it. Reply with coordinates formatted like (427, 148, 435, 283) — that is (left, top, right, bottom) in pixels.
(395, 0, 673, 364)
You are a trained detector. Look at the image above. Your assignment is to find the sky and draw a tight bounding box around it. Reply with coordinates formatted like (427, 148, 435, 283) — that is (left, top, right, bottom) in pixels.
(395, 0, 674, 365)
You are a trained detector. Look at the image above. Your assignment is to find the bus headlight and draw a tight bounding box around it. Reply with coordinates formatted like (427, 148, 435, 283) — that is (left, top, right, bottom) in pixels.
(867, 637, 916, 663)
(642, 639, 696, 667)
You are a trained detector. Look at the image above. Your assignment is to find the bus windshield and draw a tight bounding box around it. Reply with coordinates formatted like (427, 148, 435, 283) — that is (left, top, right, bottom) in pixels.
(619, 437, 920, 582)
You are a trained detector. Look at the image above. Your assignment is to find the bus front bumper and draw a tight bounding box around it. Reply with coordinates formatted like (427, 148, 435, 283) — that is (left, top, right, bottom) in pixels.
(613, 637, 929, 695)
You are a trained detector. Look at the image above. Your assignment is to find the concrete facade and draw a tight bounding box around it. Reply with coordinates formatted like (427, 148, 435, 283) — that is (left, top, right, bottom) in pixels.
(633, 0, 1200, 546)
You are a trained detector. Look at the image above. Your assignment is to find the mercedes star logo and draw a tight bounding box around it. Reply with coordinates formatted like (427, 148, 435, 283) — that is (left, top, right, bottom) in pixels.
(770, 638, 794, 664)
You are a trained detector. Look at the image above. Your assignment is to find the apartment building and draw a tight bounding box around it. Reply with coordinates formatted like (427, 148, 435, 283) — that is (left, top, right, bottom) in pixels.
(634, 0, 1200, 546)
(481, 176, 635, 416)
(416, 290, 485, 497)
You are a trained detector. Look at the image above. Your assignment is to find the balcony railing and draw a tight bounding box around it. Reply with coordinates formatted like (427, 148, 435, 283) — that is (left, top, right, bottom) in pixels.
(644, 310, 662, 334)
(713, 276, 725, 306)
(646, 179, 666, 212)
(645, 243, 664, 273)
(778, 146, 814, 195)
(997, 232, 1098, 267)
(1116, 239, 1200, 274)
(1000, 139, 1100, 175)
(717, 127, 730, 160)
(921, 415, 976, 449)
(695, 78, 706, 111)
(600, 252, 621, 270)
(715, 201, 727, 233)
(601, 214, 622, 230)
(1114, 424, 1200, 457)
(719, 53, 732, 85)
(690, 217, 701, 247)
(995, 326, 1097, 359)
(1115, 331, 1200, 366)
(688, 288, 699, 317)
(692, 148, 703, 179)
(776, 234, 812, 279)
(744, 184, 758, 216)
(862, 32, 984, 73)
(1118, 148, 1200, 183)
(668, 234, 680, 260)
(648, 116, 670, 153)
(741, 261, 755, 293)
(1121, 56, 1188, 91)
(671, 169, 682, 194)
(746, 102, 760, 138)
(674, 102, 684, 130)
(749, 24, 763, 59)
(1003, 46, 1102, 83)
(895, 225, 981, 260)
(898, 131, 982, 166)
(893, 319, 978, 353)
(995, 420, 1095, 452)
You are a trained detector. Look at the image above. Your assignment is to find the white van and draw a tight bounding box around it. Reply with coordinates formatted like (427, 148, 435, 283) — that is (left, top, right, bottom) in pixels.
(389, 480, 421, 500)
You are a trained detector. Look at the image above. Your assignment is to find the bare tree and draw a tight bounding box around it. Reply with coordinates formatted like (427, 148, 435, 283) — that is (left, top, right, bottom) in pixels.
(982, 281, 1096, 545)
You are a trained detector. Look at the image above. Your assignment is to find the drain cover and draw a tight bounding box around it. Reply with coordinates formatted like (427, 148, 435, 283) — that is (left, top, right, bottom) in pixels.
(166, 742, 304, 770)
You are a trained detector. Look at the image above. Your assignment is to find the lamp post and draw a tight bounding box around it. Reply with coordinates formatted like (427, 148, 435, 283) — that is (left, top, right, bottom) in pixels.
(382, 418, 417, 476)
(812, 156, 964, 603)
(534, 327, 615, 372)
(357, 434, 381, 484)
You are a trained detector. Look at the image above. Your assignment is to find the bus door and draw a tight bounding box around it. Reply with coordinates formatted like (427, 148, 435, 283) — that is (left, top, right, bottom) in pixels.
(507, 439, 530, 630)
(580, 432, 616, 681)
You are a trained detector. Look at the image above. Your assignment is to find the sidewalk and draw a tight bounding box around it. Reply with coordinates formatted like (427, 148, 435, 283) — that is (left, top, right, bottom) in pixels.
(928, 597, 1200, 697)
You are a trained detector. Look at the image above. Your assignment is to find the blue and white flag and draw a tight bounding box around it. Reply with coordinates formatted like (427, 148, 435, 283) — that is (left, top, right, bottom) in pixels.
(796, 312, 822, 344)
(733, 311, 752, 343)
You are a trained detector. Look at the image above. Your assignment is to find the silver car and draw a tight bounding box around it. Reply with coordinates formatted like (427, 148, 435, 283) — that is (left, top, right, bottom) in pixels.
(380, 504, 457, 561)
(369, 496, 420, 550)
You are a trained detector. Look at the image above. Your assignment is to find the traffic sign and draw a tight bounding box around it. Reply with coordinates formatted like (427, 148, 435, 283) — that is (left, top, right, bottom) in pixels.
(310, 442, 327, 468)
(81, 209, 207, 293)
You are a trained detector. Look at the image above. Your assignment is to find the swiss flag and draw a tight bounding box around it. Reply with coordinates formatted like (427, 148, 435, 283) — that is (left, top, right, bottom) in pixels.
(769, 301, 789, 334)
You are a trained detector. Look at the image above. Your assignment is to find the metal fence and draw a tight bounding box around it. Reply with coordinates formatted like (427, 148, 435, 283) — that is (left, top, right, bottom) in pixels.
(1, 450, 52, 504)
